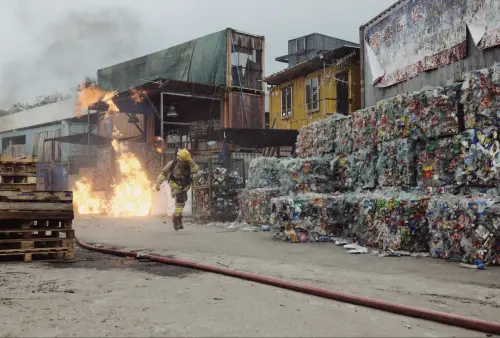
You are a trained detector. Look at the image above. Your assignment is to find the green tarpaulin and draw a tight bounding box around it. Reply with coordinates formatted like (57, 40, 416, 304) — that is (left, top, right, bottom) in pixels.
(97, 29, 227, 93)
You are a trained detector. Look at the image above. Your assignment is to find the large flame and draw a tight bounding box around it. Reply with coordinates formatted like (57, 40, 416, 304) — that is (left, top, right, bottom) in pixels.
(73, 177, 103, 214)
(76, 83, 119, 116)
(73, 84, 152, 217)
(109, 139, 152, 216)
(129, 87, 147, 103)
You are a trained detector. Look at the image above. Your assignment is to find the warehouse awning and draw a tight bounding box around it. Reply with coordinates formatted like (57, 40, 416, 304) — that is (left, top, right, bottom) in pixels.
(196, 128, 298, 148)
(44, 133, 142, 146)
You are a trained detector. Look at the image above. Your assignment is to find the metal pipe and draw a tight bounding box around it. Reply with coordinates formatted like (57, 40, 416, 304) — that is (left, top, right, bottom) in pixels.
(75, 236, 500, 336)
(160, 93, 164, 168)
(87, 108, 90, 155)
(323, 60, 327, 117)
(161, 91, 222, 101)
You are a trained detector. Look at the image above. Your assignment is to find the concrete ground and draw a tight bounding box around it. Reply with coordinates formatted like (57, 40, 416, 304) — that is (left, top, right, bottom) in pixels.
(1, 215, 499, 337)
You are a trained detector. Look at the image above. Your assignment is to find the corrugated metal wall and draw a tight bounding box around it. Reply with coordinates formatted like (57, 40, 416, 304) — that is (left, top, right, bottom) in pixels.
(229, 92, 264, 129)
(361, 1, 500, 107)
(112, 113, 145, 138)
(0, 124, 67, 162)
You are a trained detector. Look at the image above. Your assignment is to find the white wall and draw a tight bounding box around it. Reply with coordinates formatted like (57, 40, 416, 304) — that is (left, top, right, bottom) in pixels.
(0, 95, 81, 133)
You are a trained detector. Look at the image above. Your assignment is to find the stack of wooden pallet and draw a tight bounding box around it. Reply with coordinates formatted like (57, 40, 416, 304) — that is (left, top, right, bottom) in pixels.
(0, 188, 75, 262)
(0, 155, 37, 191)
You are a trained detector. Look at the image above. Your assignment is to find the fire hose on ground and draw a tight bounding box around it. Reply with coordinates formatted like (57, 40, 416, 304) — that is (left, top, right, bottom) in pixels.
(75, 235, 500, 335)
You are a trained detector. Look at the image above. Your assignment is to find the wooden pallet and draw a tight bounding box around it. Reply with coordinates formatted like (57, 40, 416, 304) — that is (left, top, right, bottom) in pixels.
(0, 220, 74, 262)
(0, 189, 74, 263)
(0, 190, 74, 220)
(0, 173, 37, 184)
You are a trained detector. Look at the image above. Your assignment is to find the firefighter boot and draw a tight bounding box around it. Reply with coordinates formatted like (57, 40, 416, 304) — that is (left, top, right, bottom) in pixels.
(177, 215, 184, 230)
(172, 216, 180, 231)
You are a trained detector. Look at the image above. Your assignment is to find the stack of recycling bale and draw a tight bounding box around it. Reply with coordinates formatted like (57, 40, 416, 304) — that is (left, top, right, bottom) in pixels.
(239, 62, 500, 266)
(238, 157, 284, 225)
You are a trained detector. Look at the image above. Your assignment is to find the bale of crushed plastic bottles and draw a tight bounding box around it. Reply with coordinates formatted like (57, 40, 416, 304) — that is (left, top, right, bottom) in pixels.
(280, 157, 334, 194)
(237, 188, 282, 225)
(247, 157, 284, 189)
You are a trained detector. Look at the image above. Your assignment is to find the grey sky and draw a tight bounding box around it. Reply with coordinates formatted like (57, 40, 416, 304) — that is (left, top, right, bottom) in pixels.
(0, 0, 394, 108)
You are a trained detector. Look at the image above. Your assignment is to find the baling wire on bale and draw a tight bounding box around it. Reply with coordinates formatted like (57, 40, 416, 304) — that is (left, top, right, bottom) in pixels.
(75, 235, 500, 335)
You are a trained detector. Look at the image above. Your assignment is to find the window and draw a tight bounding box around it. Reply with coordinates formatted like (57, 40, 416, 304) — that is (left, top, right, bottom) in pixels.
(264, 112, 270, 129)
(281, 87, 292, 119)
(296, 37, 305, 53)
(231, 45, 262, 90)
(305, 77, 319, 112)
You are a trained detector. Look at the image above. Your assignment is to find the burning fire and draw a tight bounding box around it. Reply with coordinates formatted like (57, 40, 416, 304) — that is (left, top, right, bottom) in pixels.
(109, 137, 152, 217)
(73, 84, 152, 217)
(73, 177, 103, 214)
(129, 88, 147, 103)
(76, 82, 119, 116)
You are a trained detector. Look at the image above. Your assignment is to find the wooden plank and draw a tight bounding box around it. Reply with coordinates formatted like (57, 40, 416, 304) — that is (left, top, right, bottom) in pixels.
(0, 202, 73, 212)
(0, 246, 68, 254)
(0, 249, 74, 262)
(0, 228, 74, 238)
(0, 211, 74, 220)
(0, 155, 38, 164)
(0, 190, 72, 202)
(0, 184, 36, 191)
(0, 172, 37, 177)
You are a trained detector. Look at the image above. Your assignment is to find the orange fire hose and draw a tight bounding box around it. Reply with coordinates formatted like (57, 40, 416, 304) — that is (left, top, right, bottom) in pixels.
(75, 235, 500, 335)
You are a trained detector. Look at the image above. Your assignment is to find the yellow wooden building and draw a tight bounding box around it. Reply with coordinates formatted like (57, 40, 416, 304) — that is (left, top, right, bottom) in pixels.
(264, 46, 361, 130)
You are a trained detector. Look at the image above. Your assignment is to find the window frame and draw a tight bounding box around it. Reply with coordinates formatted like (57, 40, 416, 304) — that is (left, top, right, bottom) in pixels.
(305, 77, 320, 113)
(281, 86, 293, 119)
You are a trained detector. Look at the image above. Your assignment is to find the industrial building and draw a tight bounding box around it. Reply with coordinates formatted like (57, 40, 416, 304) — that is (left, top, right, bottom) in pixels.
(0, 28, 268, 196)
(264, 33, 361, 130)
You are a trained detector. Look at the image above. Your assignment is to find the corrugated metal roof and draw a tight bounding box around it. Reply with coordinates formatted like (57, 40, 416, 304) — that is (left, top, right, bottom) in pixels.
(263, 45, 359, 85)
(360, 0, 405, 28)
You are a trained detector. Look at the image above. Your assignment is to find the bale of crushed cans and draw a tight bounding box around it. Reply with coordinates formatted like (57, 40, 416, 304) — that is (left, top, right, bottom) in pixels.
(358, 192, 430, 252)
(455, 128, 500, 187)
(408, 85, 461, 138)
(295, 118, 335, 158)
(330, 148, 376, 192)
(247, 157, 284, 189)
(376, 138, 416, 187)
(280, 157, 334, 194)
(427, 194, 500, 265)
(348, 148, 377, 189)
(332, 114, 353, 156)
(416, 136, 462, 188)
(351, 106, 377, 151)
(270, 193, 359, 243)
(237, 188, 282, 225)
(376, 95, 412, 144)
(461, 63, 500, 129)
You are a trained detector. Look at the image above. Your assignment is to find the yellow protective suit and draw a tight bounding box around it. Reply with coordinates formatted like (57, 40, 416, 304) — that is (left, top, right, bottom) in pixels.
(156, 152, 198, 222)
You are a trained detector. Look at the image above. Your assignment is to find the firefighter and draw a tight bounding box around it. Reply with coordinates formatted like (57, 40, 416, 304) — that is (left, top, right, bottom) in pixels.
(155, 149, 198, 230)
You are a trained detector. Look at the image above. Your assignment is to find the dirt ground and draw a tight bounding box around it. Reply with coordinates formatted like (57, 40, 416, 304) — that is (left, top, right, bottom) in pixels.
(0, 216, 499, 337)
